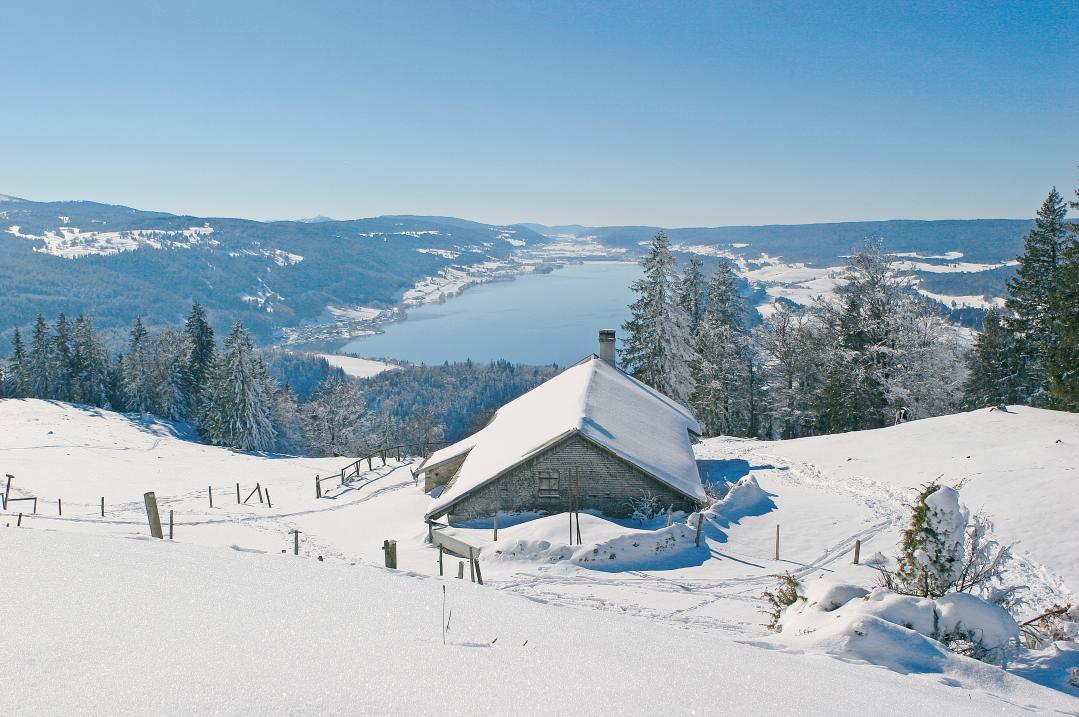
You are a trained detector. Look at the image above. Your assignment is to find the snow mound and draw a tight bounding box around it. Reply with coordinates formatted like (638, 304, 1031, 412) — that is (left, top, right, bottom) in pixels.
(704, 474, 775, 526)
(485, 512, 704, 571)
(779, 585, 1021, 668)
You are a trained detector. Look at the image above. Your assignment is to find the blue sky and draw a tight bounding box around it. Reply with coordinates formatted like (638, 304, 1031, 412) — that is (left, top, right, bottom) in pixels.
(2, 1, 1076, 226)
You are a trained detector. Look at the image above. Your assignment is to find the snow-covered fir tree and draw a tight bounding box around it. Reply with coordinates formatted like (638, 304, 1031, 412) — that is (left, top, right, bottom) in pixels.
(5, 327, 29, 398)
(51, 313, 74, 402)
(180, 302, 216, 420)
(150, 329, 189, 421)
(202, 321, 277, 452)
(621, 231, 696, 405)
(678, 254, 707, 334)
(886, 484, 969, 598)
(690, 261, 754, 436)
(1005, 188, 1070, 406)
(815, 239, 905, 431)
(759, 304, 818, 438)
(70, 314, 110, 407)
(28, 314, 52, 399)
(122, 318, 157, 414)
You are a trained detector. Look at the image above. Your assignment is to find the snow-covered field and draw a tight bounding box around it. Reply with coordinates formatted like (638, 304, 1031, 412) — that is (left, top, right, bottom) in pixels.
(7, 224, 216, 258)
(319, 353, 399, 378)
(2, 399, 1077, 713)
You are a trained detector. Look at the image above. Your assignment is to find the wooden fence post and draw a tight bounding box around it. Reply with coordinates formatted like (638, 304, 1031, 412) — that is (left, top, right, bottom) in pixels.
(265, 489, 272, 509)
(101, 496, 105, 517)
(493, 513, 498, 541)
(457, 561, 464, 579)
(315, 475, 322, 499)
(474, 556, 484, 586)
(143, 492, 163, 539)
(853, 539, 861, 565)
(468, 548, 475, 582)
(209, 486, 213, 508)
(775, 524, 780, 561)
(367, 456, 373, 471)
(439, 545, 445, 576)
(58, 498, 62, 516)
(236, 483, 241, 504)
(256, 483, 264, 504)
(3, 474, 11, 510)
(383, 539, 397, 569)
(33, 497, 37, 514)
(695, 512, 705, 547)
(17, 512, 22, 527)
(169, 510, 174, 540)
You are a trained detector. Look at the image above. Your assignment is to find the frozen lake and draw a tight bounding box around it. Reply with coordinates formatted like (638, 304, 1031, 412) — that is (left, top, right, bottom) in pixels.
(340, 261, 641, 366)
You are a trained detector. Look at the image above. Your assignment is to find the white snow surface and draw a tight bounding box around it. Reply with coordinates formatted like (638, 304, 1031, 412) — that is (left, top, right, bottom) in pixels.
(8, 528, 1073, 715)
(425, 357, 705, 518)
(3, 399, 1078, 711)
(318, 353, 399, 378)
(720, 406, 1079, 593)
(7, 224, 215, 258)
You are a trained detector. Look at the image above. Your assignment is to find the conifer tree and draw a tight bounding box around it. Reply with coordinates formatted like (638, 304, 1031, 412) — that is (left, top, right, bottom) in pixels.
(621, 231, 696, 404)
(1046, 182, 1079, 410)
(180, 302, 216, 419)
(816, 239, 903, 431)
(5, 327, 29, 398)
(122, 318, 156, 413)
(690, 261, 753, 435)
(301, 376, 373, 456)
(71, 314, 109, 407)
(202, 321, 276, 451)
(963, 308, 1022, 407)
(678, 254, 707, 334)
(1005, 188, 1069, 405)
(28, 314, 52, 399)
(51, 313, 74, 402)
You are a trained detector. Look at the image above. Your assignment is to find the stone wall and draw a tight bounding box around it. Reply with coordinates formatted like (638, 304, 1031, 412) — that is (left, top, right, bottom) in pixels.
(443, 433, 698, 523)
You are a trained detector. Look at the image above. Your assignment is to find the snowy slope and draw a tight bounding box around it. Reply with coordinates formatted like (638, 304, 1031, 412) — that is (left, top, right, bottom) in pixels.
(713, 406, 1079, 592)
(5, 528, 1077, 715)
(3, 399, 1077, 711)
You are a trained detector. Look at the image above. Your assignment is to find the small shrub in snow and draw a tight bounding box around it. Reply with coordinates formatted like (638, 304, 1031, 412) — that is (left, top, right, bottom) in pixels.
(626, 490, 665, 525)
(877, 483, 1012, 601)
(762, 573, 803, 632)
(1019, 603, 1078, 648)
(703, 480, 728, 503)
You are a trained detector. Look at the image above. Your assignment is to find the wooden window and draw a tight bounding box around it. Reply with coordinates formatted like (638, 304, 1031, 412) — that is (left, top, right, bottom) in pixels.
(536, 469, 560, 498)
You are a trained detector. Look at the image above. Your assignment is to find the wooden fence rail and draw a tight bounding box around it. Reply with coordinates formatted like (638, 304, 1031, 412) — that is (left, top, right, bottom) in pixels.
(315, 441, 449, 497)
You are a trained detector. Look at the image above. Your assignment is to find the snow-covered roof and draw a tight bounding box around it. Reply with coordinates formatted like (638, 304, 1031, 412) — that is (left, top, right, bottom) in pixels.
(426, 357, 705, 518)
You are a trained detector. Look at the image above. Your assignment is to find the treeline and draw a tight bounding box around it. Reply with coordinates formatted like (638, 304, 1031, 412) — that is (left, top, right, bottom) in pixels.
(621, 182, 1078, 438)
(360, 361, 559, 443)
(966, 187, 1079, 411)
(0, 304, 555, 457)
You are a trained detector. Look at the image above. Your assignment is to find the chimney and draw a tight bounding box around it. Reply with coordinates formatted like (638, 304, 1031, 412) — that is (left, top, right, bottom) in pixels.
(598, 330, 616, 367)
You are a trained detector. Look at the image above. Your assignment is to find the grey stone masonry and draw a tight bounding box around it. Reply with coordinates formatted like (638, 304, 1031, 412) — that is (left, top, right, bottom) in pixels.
(441, 433, 699, 523)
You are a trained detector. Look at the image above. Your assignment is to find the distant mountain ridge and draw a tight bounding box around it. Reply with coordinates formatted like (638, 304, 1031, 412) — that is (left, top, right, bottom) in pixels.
(0, 195, 546, 345)
(524, 219, 1032, 264)
(0, 193, 1035, 347)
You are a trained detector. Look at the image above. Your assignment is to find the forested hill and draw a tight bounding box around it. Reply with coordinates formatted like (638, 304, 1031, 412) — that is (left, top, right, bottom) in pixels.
(523, 219, 1033, 264)
(1, 192, 1035, 348)
(0, 195, 547, 344)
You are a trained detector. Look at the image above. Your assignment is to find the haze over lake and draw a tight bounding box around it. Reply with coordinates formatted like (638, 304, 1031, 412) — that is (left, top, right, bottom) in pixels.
(341, 261, 641, 366)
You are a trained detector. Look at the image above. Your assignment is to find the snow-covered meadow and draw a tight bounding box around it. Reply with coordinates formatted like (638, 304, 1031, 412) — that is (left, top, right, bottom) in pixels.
(2, 399, 1077, 713)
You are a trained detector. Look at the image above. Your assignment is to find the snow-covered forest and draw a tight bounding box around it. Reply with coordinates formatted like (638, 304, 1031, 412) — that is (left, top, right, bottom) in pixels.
(0, 304, 556, 456)
(620, 184, 1079, 438)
